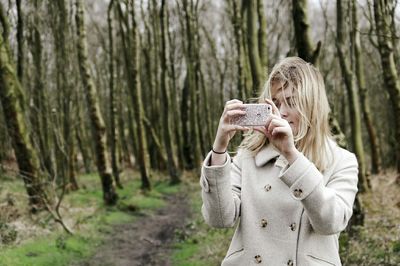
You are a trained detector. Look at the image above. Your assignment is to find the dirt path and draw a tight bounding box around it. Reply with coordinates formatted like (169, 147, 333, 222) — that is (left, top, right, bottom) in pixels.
(76, 193, 191, 266)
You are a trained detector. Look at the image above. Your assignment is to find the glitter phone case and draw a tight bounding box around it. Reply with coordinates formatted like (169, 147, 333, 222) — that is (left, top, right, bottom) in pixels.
(231, 104, 272, 126)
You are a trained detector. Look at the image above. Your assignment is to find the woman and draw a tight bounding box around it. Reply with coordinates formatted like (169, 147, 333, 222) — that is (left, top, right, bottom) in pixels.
(200, 57, 358, 266)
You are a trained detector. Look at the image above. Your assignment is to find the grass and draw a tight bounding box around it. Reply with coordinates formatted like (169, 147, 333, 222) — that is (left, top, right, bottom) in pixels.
(0, 170, 179, 266)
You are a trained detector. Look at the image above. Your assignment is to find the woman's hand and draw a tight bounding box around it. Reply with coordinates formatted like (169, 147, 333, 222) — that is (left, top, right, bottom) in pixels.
(254, 99, 299, 163)
(213, 99, 250, 152)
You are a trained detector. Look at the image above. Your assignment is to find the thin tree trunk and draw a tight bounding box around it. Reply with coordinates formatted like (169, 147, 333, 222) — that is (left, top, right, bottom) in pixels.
(75, 0, 118, 204)
(160, 0, 180, 183)
(182, 0, 201, 169)
(374, 0, 400, 174)
(107, 0, 122, 189)
(16, 0, 24, 82)
(337, 0, 368, 193)
(257, 0, 268, 72)
(245, 0, 263, 97)
(166, 7, 184, 169)
(30, 0, 54, 180)
(229, 0, 246, 100)
(352, 0, 381, 174)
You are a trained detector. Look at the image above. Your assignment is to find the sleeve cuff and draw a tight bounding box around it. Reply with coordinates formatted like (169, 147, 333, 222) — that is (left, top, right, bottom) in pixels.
(200, 151, 231, 193)
(279, 153, 323, 200)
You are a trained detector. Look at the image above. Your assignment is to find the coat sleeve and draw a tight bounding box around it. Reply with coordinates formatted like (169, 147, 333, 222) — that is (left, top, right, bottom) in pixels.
(278, 148, 359, 235)
(199, 150, 242, 228)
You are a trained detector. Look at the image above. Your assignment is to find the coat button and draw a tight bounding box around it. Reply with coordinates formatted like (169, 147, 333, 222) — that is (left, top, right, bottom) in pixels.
(287, 259, 294, 266)
(261, 219, 268, 228)
(264, 184, 272, 191)
(254, 255, 262, 263)
(290, 223, 296, 231)
(293, 188, 303, 198)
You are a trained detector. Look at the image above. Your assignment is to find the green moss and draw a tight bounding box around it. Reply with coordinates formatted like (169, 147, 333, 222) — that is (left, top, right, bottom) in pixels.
(0, 234, 99, 266)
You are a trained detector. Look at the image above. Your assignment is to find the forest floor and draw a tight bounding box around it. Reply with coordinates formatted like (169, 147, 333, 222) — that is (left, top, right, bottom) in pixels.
(75, 192, 191, 266)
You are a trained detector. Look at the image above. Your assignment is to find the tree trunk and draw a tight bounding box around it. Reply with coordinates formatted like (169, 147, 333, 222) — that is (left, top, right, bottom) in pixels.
(117, 0, 151, 189)
(257, 0, 268, 72)
(16, 0, 24, 82)
(292, 0, 321, 64)
(245, 0, 263, 97)
(75, 0, 118, 204)
(160, 0, 180, 183)
(374, 0, 400, 174)
(229, 0, 245, 101)
(107, 0, 123, 189)
(352, 0, 381, 174)
(182, 0, 202, 169)
(337, 0, 369, 193)
(166, 6, 185, 169)
(0, 4, 52, 212)
(29, 0, 55, 180)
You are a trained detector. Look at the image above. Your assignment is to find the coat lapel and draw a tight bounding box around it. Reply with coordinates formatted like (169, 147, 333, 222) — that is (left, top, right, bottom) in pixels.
(254, 144, 281, 167)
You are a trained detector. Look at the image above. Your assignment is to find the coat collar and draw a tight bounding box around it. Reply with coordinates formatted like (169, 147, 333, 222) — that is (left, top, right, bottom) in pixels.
(254, 144, 282, 167)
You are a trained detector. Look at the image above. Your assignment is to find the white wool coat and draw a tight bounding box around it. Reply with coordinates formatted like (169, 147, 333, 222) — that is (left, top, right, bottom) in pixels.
(200, 142, 358, 266)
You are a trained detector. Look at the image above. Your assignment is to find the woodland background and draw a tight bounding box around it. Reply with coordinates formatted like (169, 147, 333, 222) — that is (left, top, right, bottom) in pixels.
(0, 0, 399, 265)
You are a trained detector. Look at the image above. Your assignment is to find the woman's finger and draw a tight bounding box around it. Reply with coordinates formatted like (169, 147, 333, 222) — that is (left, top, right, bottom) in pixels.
(267, 118, 288, 133)
(225, 99, 243, 106)
(224, 102, 246, 112)
(225, 109, 246, 117)
(271, 126, 291, 136)
(253, 126, 267, 136)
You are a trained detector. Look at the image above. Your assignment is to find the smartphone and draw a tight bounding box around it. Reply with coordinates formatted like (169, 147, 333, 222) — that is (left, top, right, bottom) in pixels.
(230, 103, 272, 126)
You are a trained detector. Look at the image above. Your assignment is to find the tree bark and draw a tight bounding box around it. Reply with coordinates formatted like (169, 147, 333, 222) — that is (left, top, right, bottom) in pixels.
(374, 0, 400, 174)
(182, 0, 202, 169)
(337, 0, 369, 192)
(75, 0, 118, 204)
(257, 0, 268, 72)
(0, 3, 52, 212)
(245, 0, 263, 97)
(107, 0, 123, 189)
(292, 0, 321, 64)
(160, 0, 180, 183)
(16, 0, 24, 82)
(352, 0, 381, 174)
(229, 0, 246, 100)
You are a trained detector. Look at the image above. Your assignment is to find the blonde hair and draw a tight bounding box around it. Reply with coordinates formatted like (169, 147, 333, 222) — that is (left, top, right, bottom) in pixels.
(239, 57, 334, 172)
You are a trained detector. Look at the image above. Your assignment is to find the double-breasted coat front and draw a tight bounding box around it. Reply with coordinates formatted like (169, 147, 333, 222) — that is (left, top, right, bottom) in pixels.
(200, 141, 358, 266)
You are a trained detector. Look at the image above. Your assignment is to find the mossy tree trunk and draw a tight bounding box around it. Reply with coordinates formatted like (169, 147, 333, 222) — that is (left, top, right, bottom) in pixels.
(166, 6, 185, 169)
(16, 0, 24, 82)
(117, 0, 151, 190)
(107, 0, 123, 189)
(29, 0, 55, 181)
(245, 0, 263, 97)
(182, 0, 202, 169)
(337, 0, 369, 193)
(160, 0, 180, 184)
(373, 0, 400, 174)
(292, 0, 321, 65)
(75, 0, 118, 204)
(0, 4, 52, 212)
(257, 0, 268, 72)
(228, 0, 246, 100)
(351, 0, 381, 174)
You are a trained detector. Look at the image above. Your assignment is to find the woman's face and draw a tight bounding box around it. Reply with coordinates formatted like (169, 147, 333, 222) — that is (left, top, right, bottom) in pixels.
(270, 82, 301, 135)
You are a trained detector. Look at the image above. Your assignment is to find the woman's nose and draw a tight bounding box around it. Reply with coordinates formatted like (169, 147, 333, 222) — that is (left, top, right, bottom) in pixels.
(279, 104, 288, 117)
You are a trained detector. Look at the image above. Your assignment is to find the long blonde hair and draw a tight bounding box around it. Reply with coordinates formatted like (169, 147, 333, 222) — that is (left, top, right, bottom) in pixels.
(239, 57, 334, 172)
